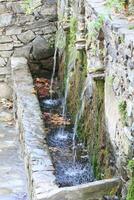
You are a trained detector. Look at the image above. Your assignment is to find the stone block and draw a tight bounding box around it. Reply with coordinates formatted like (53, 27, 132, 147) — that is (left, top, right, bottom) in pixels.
(11, 2, 25, 14)
(11, 57, 27, 70)
(32, 36, 54, 60)
(6, 26, 22, 35)
(0, 13, 12, 27)
(0, 57, 7, 67)
(0, 111, 13, 122)
(0, 51, 13, 58)
(31, 0, 42, 9)
(0, 82, 12, 99)
(0, 43, 13, 51)
(17, 30, 35, 44)
(13, 44, 32, 58)
(0, 36, 12, 43)
(0, 5, 7, 14)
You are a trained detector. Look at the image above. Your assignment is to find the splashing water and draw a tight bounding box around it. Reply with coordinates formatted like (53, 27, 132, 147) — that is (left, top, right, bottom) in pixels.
(72, 82, 87, 164)
(50, 48, 58, 99)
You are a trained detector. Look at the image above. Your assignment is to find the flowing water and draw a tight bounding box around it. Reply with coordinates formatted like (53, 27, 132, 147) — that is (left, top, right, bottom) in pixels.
(38, 76, 94, 187)
(50, 47, 58, 99)
(62, 73, 71, 119)
(37, 43, 94, 187)
(72, 82, 87, 164)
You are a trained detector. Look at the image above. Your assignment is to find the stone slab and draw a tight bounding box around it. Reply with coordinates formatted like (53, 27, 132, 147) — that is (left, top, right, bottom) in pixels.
(11, 57, 58, 200)
(0, 100, 28, 200)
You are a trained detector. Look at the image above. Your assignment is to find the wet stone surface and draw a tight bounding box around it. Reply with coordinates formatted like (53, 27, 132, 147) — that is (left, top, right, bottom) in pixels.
(0, 100, 28, 200)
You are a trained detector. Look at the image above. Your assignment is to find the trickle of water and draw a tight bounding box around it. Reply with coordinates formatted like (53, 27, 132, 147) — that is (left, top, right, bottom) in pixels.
(62, 47, 77, 119)
(50, 48, 58, 99)
(72, 83, 87, 164)
(62, 74, 71, 119)
(55, 128, 69, 140)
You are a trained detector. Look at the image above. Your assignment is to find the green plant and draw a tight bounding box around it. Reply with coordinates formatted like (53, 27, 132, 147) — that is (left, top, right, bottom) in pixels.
(118, 100, 127, 125)
(55, 28, 66, 51)
(23, 0, 33, 14)
(106, 0, 125, 12)
(69, 17, 77, 49)
(87, 14, 105, 40)
(106, 75, 114, 86)
(128, 159, 134, 172)
(127, 159, 134, 200)
(129, 25, 134, 30)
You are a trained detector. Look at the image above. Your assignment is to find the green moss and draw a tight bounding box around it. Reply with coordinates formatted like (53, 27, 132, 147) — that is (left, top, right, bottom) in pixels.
(92, 154, 101, 179)
(87, 14, 105, 41)
(106, 0, 125, 12)
(106, 75, 114, 86)
(88, 67, 104, 74)
(127, 160, 134, 200)
(67, 49, 87, 119)
(60, 17, 77, 95)
(60, 15, 86, 117)
(69, 17, 77, 49)
(127, 178, 134, 200)
(77, 80, 110, 180)
(128, 160, 134, 171)
(118, 35, 125, 44)
(55, 28, 66, 50)
(129, 25, 134, 30)
(118, 100, 127, 125)
(23, 0, 33, 14)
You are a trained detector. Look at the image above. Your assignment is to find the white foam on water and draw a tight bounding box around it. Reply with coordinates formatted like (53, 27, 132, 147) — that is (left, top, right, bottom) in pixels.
(65, 165, 87, 177)
(54, 129, 69, 140)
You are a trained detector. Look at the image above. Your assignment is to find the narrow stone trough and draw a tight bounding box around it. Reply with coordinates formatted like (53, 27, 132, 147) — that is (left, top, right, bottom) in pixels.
(38, 88, 94, 187)
(11, 56, 121, 200)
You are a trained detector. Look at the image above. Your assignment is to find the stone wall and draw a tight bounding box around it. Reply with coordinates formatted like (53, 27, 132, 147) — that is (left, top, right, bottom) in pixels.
(0, 0, 57, 99)
(57, 0, 134, 198)
(85, 0, 134, 178)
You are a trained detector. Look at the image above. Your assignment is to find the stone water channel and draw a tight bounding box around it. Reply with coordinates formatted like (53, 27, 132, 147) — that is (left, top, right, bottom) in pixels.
(34, 72, 94, 187)
(10, 56, 120, 200)
(0, 0, 131, 198)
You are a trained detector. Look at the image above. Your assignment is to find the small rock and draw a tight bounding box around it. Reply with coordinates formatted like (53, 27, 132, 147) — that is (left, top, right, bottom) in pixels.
(0, 13, 12, 27)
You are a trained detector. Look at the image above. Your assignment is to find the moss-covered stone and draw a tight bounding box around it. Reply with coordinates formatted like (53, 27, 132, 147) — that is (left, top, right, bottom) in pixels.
(67, 49, 87, 119)
(77, 79, 115, 179)
(127, 159, 134, 200)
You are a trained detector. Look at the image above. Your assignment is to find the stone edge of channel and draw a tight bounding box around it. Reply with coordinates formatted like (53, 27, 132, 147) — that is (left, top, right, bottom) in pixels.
(11, 56, 58, 200)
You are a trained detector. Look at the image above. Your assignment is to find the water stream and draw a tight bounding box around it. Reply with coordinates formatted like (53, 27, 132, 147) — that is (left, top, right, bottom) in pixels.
(72, 82, 87, 164)
(38, 74, 94, 187)
(50, 47, 58, 99)
(37, 40, 94, 187)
